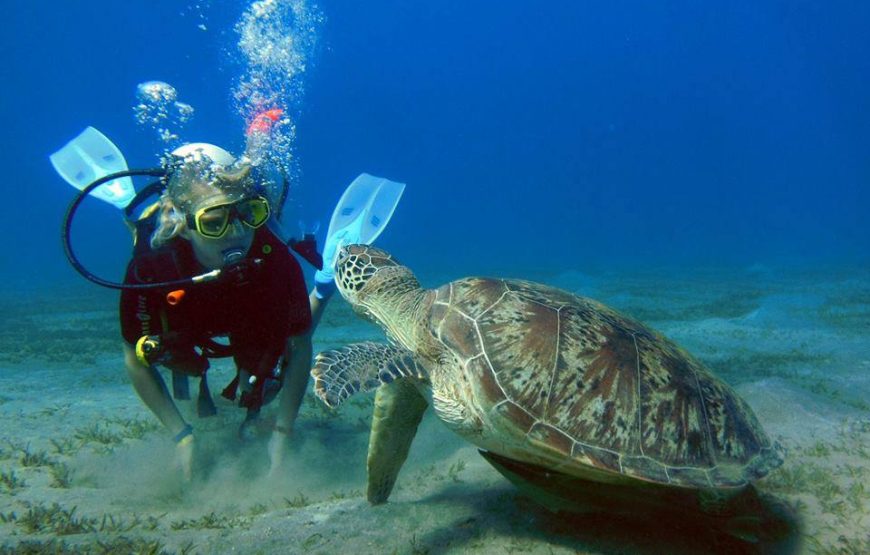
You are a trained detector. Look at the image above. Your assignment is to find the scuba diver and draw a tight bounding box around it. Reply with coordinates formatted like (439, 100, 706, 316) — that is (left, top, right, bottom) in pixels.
(120, 141, 332, 479)
(52, 121, 405, 481)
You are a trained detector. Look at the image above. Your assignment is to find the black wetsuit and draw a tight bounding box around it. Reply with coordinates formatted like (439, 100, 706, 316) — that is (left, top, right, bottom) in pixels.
(119, 218, 311, 406)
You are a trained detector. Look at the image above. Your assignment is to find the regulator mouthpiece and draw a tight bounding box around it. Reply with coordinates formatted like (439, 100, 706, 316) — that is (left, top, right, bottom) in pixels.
(223, 249, 245, 265)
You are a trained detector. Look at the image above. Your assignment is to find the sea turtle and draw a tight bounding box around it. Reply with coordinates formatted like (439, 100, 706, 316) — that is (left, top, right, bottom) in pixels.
(312, 245, 783, 516)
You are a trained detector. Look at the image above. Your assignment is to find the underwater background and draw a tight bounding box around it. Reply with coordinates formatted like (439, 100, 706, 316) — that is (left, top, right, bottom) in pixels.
(1, 0, 867, 286)
(0, 1, 868, 554)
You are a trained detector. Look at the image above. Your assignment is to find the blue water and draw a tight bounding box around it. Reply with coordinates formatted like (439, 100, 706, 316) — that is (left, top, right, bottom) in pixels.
(2, 1, 868, 282)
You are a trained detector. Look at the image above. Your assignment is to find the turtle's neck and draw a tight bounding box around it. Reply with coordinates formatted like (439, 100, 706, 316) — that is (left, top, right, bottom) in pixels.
(365, 269, 432, 352)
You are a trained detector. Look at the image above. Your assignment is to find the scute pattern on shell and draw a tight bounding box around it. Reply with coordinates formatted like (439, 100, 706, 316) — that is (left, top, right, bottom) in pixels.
(431, 278, 780, 488)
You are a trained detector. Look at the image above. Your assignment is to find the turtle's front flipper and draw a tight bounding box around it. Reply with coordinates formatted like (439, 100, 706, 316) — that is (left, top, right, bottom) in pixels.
(367, 379, 428, 504)
(312, 341, 429, 504)
(312, 341, 427, 408)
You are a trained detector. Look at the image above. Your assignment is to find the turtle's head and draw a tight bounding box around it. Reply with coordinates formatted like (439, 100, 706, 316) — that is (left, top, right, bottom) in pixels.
(335, 245, 421, 325)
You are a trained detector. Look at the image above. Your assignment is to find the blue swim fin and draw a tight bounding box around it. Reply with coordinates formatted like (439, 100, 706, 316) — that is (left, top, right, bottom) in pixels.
(50, 127, 136, 209)
(323, 173, 405, 268)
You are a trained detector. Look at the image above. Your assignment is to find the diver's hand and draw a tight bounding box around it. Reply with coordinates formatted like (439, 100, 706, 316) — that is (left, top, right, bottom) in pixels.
(267, 428, 289, 478)
(319, 227, 349, 278)
(313, 269, 336, 299)
(175, 435, 194, 482)
(313, 230, 347, 299)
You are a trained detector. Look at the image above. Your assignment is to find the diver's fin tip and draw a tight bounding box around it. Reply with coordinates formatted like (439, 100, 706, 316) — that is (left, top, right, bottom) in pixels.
(323, 173, 406, 249)
(50, 126, 135, 209)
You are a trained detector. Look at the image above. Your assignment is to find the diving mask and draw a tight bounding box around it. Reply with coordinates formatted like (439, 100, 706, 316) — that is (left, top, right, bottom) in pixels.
(187, 196, 271, 239)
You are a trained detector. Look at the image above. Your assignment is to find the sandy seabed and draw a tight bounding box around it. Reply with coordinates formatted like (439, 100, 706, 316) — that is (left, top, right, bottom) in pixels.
(0, 263, 867, 554)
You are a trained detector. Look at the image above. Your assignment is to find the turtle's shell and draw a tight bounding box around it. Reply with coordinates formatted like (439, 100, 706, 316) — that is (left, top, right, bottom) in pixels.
(429, 278, 781, 489)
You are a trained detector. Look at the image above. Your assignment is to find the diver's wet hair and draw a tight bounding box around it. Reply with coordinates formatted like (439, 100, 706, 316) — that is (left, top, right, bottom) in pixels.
(150, 151, 256, 248)
(166, 153, 255, 213)
(150, 202, 185, 249)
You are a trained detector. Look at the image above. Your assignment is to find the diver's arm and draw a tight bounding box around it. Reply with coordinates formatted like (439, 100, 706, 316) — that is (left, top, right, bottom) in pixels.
(308, 289, 331, 331)
(309, 262, 338, 331)
(123, 344, 193, 480)
(123, 344, 188, 433)
(268, 331, 314, 476)
(273, 333, 313, 434)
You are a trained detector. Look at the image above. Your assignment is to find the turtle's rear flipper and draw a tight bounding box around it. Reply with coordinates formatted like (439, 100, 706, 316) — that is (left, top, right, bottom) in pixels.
(311, 342, 427, 408)
(482, 450, 800, 551)
(710, 486, 798, 546)
(367, 379, 428, 504)
(479, 450, 602, 514)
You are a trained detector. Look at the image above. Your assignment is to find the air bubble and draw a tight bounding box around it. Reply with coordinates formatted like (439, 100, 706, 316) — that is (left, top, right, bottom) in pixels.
(233, 0, 324, 176)
(132, 81, 195, 151)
